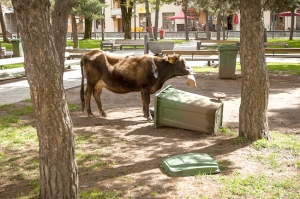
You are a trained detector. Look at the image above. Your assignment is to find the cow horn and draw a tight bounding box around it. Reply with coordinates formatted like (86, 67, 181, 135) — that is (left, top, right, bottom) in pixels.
(179, 52, 182, 57)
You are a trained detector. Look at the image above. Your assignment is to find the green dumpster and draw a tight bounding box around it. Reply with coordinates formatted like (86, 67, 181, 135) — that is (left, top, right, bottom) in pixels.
(11, 39, 24, 57)
(154, 85, 223, 134)
(218, 44, 239, 79)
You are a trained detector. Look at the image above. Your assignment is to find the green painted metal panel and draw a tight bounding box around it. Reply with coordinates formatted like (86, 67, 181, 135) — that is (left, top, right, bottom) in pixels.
(154, 85, 223, 134)
(161, 153, 220, 176)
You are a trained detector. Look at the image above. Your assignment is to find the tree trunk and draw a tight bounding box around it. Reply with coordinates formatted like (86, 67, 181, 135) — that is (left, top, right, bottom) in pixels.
(154, 0, 160, 41)
(289, 11, 295, 40)
(239, 0, 270, 141)
(216, 12, 221, 40)
(71, 14, 79, 48)
(205, 11, 210, 40)
(0, 3, 9, 43)
(145, 0, 153, 40)
(120, 0, 133, 39)
(84, 17, 92, 39)
(184, 0, 189, 40)
(222, 11, 226, 40)
(52, 0, 71, 67)
(11, 0, 78, 198)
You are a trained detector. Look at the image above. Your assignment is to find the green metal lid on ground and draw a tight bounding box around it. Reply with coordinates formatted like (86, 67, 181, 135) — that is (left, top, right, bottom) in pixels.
(161, 153, 220, 177)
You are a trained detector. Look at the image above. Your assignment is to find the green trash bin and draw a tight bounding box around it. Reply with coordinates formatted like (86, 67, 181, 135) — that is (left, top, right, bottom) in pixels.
(218, 44, 239, 79)
(11, 39, 24, 57)
(154, 85, 223, 134)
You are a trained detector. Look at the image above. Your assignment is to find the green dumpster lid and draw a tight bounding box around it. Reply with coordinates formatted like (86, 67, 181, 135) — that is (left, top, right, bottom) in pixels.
(218, 44, 239, 50)
(11, 39, 21, 42)
(161, 153, 220, 176)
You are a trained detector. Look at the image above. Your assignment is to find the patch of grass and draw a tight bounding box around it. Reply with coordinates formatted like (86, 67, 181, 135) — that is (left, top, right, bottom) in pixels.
(79, 190, 120, 199)
(267, 38, 300, 48)
(22, 99, 32, 103)
(255, 154, 279, 169)
(192, 66, 218, 74)
(67, 39, 101, 49)
(252, 132, 300, 156)
(0, 105, 33, 127)
(218, 172, 300, 198)
(217, 127, 238, 137)
(0, 104, 15, 109)
(2, 63, 24, 70)
(151, 191, 158, 196)
(76, 151, 115, 171)
(250, 132, 300, 170)
(267, 63, 300, 75)
(68, 102, 80, 111)
(232, 136, 248, 145)
(28, 179, 40, 198)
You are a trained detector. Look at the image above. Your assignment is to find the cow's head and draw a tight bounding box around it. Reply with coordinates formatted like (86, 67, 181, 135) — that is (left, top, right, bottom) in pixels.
(167, 53, 193, 76)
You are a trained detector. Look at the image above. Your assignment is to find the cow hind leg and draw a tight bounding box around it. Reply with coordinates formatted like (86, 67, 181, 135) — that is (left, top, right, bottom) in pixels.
(141, 90, 152, 121)
(141, 92, 147, 117)
(93, 88, 107, 117)
(85, 85, 95, 117)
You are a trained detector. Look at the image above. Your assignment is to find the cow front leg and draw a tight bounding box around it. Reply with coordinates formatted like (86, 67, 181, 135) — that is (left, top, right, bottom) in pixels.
(141, 90, 152, 121)
(85, 85, 95, 117)
(93, 88, 107, 117)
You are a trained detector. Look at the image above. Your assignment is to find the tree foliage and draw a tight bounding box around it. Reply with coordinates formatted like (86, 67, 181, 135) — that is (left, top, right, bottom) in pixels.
(72, 0, 107, 39)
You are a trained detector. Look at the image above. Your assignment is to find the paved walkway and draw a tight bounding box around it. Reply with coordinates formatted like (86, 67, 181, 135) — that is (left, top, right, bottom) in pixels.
(0, 40, 299, 105)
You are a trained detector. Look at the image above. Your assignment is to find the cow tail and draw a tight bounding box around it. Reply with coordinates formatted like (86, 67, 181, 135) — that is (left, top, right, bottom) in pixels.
(80, 59, 85, 112)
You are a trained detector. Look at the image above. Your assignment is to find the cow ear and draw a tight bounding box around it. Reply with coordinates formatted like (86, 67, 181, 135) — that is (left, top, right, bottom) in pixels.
(168, 57, 174, 64)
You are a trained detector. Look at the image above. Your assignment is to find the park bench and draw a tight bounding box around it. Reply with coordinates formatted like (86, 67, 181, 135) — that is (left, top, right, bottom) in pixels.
(162, 50, 219, 66)
(197, 40, 240, 50)
(65, 48, 92, 59)
(264, 42, 288, 48)
(0, 52, 81, 70)
(100, 39, 145, 52)
(0, 33, 15, 40)
(264, 48, 300, 57)
(197, 40, 288, 50)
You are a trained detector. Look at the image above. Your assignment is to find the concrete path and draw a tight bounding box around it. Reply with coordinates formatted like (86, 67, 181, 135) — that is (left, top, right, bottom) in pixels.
(0, 41, 299, 105)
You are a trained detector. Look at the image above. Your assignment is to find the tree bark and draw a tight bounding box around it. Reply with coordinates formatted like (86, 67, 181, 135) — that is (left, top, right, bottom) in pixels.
(11, 0, 78, 198)
(84, 17, 92, 39)
(52, 0, 71, 67)
(71, 13, 79, 48)
(120, 0, 133, 39)
(239, 0, 270, 141)
(0, 3, 9, 43)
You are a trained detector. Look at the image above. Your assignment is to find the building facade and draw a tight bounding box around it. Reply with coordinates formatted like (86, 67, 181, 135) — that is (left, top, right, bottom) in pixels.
(1, 3, 299, 34)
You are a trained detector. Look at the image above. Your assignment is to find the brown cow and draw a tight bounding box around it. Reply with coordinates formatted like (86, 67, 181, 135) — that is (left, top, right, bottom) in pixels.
(80, 50, 193, 120)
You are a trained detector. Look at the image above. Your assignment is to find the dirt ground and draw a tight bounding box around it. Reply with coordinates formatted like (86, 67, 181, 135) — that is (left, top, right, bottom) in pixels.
(65, 71, 300, 198)
(1, 71, 300, 198)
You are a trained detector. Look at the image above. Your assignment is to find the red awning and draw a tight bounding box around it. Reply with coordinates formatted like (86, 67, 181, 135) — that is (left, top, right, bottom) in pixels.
(167, 11, 194, 20)
(278, 11, 300, 17)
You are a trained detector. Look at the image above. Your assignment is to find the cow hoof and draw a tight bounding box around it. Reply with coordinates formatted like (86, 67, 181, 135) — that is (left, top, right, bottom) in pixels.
(100, 111, 107, 117)
(147, 116, 153, 121)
